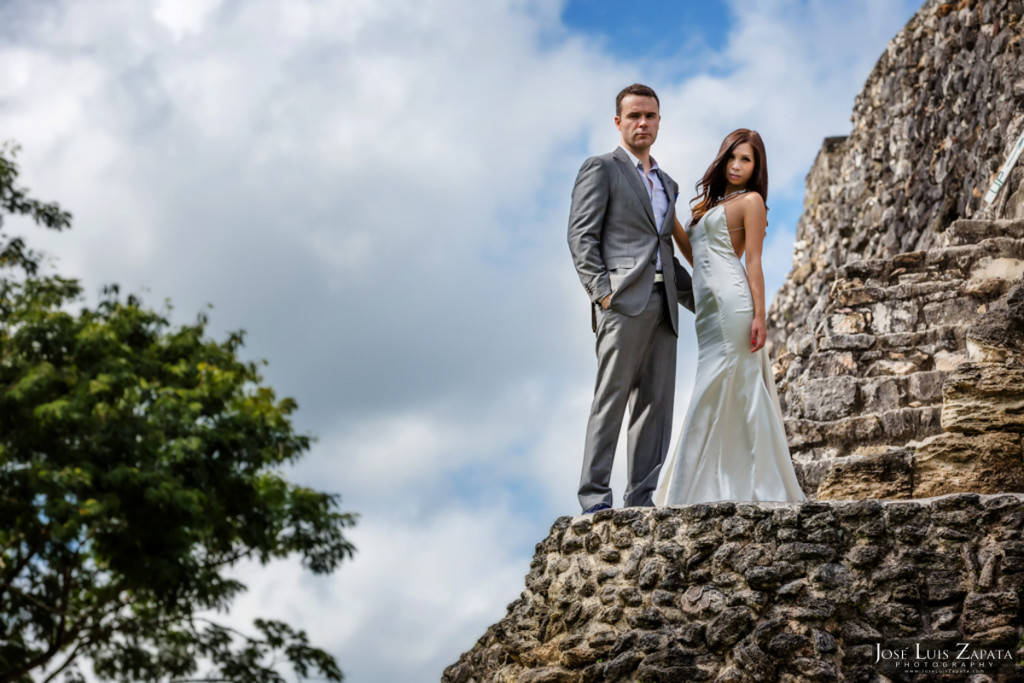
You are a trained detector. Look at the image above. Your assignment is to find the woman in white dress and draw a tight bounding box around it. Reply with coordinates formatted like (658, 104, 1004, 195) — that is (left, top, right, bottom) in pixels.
(656, 129, 806, 505)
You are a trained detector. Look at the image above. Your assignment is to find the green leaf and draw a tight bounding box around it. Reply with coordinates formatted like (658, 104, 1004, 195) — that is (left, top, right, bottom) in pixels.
(0, 141, 353, 683)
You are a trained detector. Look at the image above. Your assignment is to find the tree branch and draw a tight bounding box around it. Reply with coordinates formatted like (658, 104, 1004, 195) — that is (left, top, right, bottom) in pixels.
(1, 637, 62, 683)
(204, 547, 256, 569)
(40, 638, 88, 683)
(6, 583, 66, 616)
(0, 576, 79, 683)
(0, 543, 38, 599)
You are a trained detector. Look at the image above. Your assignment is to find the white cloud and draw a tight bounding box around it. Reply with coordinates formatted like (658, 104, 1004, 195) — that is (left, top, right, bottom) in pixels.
(153, 0, 224, 40)
(222, 508, 535, 681)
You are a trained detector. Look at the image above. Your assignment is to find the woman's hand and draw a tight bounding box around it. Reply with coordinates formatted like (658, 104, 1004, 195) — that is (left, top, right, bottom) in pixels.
(751, 315, 766, 353)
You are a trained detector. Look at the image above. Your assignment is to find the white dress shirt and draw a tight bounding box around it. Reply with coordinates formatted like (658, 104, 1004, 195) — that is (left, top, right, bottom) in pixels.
(620, 146, 668, 272)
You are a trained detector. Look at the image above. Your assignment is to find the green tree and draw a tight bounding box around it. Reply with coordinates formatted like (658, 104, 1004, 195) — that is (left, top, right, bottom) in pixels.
(0, 144, 356, 682)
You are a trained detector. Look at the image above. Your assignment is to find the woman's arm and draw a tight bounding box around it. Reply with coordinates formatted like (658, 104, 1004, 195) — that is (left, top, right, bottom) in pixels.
(673, 216, 693, 266)
(742, 194, 769, 353)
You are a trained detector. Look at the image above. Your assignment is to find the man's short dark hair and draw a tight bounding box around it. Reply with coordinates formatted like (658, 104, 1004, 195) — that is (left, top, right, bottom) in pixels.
(616, 84, 659, 116)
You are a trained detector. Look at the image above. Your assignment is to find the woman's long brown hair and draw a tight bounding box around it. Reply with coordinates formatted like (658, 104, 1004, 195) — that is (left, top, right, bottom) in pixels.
(690, 129, 769, 224)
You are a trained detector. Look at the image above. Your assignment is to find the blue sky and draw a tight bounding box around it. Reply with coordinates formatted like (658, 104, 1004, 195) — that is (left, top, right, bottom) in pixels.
(0, 0, 921, 681)
(562, 1, 730, 65)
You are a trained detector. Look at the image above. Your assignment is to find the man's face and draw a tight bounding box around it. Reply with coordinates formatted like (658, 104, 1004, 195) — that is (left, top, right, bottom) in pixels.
(615, 95, 660, 154)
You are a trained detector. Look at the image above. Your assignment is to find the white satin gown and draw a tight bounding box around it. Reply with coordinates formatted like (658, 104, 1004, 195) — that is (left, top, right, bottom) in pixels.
(655, 203, 806, 505)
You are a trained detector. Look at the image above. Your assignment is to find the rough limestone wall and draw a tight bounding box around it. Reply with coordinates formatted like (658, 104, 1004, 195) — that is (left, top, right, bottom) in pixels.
(770, 0, 1024, 351)
(444, 496, 1024, 683)
(764, 0, 1024, 499)
(772, 220, 1024, 499)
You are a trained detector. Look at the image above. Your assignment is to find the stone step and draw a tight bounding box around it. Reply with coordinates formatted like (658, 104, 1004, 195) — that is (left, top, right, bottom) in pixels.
(796, 447, 913, 500)
(831, 237, 1024, 305)
(781, 325, 970, 379)
(784, 405, 943, 457)
(815, 268, 1017, 343)
(941, 361, 1024, 434)
(941, 218, 1024, 247)
(772, 227, 1024, 501)
(766, 227, 1024, 354)
(780, 370, 947, 424)
(821, 297, 983, 340)
(863, 328, 968, 368)
(802, 430, 1024, 502)
(784, 323, 967, 358)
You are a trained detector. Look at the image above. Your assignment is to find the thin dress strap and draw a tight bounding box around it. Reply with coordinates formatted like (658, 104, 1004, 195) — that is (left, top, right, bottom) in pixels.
(718, 195, 747, 232)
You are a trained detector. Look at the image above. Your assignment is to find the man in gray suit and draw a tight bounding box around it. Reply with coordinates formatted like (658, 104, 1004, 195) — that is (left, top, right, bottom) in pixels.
(568, 83, 692, 513)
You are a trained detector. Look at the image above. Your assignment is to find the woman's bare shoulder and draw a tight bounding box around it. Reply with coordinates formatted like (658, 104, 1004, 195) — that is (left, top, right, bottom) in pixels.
(740, 191, 765, 210)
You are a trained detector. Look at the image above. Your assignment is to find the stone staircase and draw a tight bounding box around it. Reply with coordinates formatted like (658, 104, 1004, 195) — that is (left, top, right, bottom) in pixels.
(772, 219, 1024, 500)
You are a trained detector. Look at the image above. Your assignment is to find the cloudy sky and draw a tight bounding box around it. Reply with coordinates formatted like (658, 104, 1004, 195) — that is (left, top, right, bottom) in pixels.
(1, 0, 922, 680)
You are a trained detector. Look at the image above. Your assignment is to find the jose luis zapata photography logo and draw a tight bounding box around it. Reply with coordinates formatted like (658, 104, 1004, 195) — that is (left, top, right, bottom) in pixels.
(874, 639, 1017, 675)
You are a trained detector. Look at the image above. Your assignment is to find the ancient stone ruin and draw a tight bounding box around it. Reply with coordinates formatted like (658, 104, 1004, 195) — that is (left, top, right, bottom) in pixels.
(444, 497, 1024, 682)
(766, 0, 1024, 500)
(773, 216, 1024, 501)
(445, 0, 1024, 680)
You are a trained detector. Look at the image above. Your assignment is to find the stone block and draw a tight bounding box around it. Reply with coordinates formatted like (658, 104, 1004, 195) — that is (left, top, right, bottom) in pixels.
(811, 563, 854, 590)
(680, 585, 726, 618)
(914, 432, 1024, 497)
(880, 406, 941, 441)
(600, 651, 642, 680)
(561, 535, 585, 553)
(869, 301, 919, 334)
(865, 358, 920, 376)
(836, 286, 885, 306)
(941, 361, 1024, 433)
(798, 376, 860, 421)
(964, 257, 1024, 297)
(625, 606, 663, 630)
(790, 658, 840, 682)
(786, 332, 816, 358)
(776, 543, 835, 562)
(922, 296, 981, 328)
(846, 545, 888, 568)
(859, 377, 903, 413)
(962, 591, 1020, 636)
(866, 602, 922, 633)
(828, 312, 867, 335)
(707, 607, 756, 651)
(792, 460, 828, 493)
(733, 643, 775, 682)
(745, 563, 803, 590)
(804, 351, 858, 377)
(840, 620, 882, 645)
(816, 450, 913, 500)
(943, 219, 1024, 246)
(933, 348, 970, 371)
(767, 632, 813, 658)
(818, 333, 876, 351)
(634, 648, 708, 682)
(906, 370, 945, 403)
(518, 667, 579, 683)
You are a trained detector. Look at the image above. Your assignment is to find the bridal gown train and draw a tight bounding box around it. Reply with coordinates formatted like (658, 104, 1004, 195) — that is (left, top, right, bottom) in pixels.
(655, 203, 806, 505)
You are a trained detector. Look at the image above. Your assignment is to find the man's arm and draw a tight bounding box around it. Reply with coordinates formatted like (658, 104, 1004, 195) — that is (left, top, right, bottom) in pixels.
(567, 156, 611, 305)
(672, 215, 693, 266)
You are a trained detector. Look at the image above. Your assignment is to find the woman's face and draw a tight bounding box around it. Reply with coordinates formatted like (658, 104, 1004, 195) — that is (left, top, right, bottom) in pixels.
(725, 142, 756, 190)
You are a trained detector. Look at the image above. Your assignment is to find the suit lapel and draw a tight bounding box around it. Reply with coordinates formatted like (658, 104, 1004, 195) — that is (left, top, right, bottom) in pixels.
(657, 169, 676, 235)
(612, 148, 657, 230)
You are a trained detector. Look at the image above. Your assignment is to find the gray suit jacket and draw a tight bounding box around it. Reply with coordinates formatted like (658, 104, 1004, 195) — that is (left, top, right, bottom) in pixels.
(568, 147, 693, 336)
